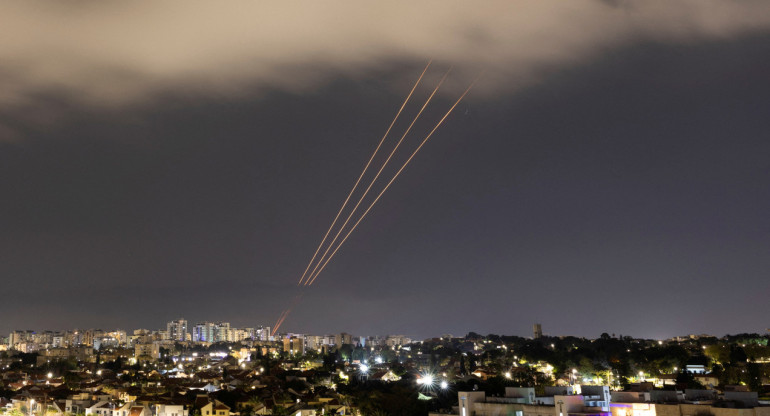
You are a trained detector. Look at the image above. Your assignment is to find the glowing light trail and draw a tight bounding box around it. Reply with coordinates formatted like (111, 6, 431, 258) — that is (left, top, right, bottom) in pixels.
(296, 61, 432, 286)
(271, 293, 304, 336)
(304, 67, 451, 286)
(272, 309, 290, 336)
(271, 309, 289, 337)
(305, 76, 480, 286)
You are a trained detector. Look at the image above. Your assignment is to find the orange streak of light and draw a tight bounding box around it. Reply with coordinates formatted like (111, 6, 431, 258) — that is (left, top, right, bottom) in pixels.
(296, 61, 432, 286)
(271, 309, 289, 336)
(305, 67, 452, 286)
(306, 76, 481, 286)
(271, 293, 304, 336)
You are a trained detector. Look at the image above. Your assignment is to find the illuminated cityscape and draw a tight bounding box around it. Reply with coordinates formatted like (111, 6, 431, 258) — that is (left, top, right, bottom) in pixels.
(2, 1, 770, 415)
(3, 325, 770, 415)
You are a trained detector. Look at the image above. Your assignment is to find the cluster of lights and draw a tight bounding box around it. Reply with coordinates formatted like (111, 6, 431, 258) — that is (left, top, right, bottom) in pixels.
(416, 373, 449, 390)
(417, 374, 434, 386)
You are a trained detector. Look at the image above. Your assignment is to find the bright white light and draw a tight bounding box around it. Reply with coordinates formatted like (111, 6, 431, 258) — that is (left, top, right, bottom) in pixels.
(375, 356, 383, 364)
(360, 364, 369, 373)
(47, 372, 53, 378)
(440, 381, 448, 389)
(422, 374, 434, 385)
(505, 372, 512, 379)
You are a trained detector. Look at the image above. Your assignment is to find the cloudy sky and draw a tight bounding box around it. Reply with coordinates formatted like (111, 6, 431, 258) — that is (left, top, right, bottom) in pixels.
(1, 1, 769, 339)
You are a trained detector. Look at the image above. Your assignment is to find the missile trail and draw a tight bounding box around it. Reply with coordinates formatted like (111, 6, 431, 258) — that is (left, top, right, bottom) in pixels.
(306, 77, 481, 286)
(304, 68, 452, 285)
(272, 309, 289, 336)
(271, 292, 304, 336)
(296, 61, 432, 286)
(271, 309, 289, 337)
(273, 311, 289, 336)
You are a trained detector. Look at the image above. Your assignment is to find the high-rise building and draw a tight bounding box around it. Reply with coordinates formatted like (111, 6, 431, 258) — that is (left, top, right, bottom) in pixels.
(166, 319, 188, 342)
(81, 329, 94, 346)
(335, 332, 353, 348)
(215, 322, 231, 342)
(253, 326, 270, 341)
(193, 322, 216, 342)
(192, 322, 230, 343)
(533, 323, 542, 339)
(8, 330, 35, 348)
(385, 335, 410, 347)
(283, 335, 305, 355)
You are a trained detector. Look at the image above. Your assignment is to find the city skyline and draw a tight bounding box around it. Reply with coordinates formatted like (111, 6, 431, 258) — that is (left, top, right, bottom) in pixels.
(3, 319, 766, 344)
(1, 2, 770, 339)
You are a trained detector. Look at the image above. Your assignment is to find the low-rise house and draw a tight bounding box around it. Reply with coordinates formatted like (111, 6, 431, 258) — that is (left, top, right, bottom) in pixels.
(85, 400, 122, 416)
(128, 404, 152, 416)
(154, 402, 189, 416)
(201, 400, 230, 416)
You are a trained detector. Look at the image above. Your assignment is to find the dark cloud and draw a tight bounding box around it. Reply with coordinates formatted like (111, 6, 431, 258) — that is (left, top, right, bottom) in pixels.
(1, 1, 770, 113)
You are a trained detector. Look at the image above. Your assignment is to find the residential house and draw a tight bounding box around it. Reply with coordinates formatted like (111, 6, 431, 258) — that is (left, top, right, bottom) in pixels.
(201, 400, 230, 416)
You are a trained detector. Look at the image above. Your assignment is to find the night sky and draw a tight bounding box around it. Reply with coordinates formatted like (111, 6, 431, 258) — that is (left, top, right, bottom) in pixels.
(1, 2, 769, 340)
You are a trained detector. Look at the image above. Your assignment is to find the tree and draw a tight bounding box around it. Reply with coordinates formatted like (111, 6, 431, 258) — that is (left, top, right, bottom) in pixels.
(271, 405, 288, 416)
(729, 346, 748, 364)
(676, 371, 705, 389)
(746, 362, 762, 392)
